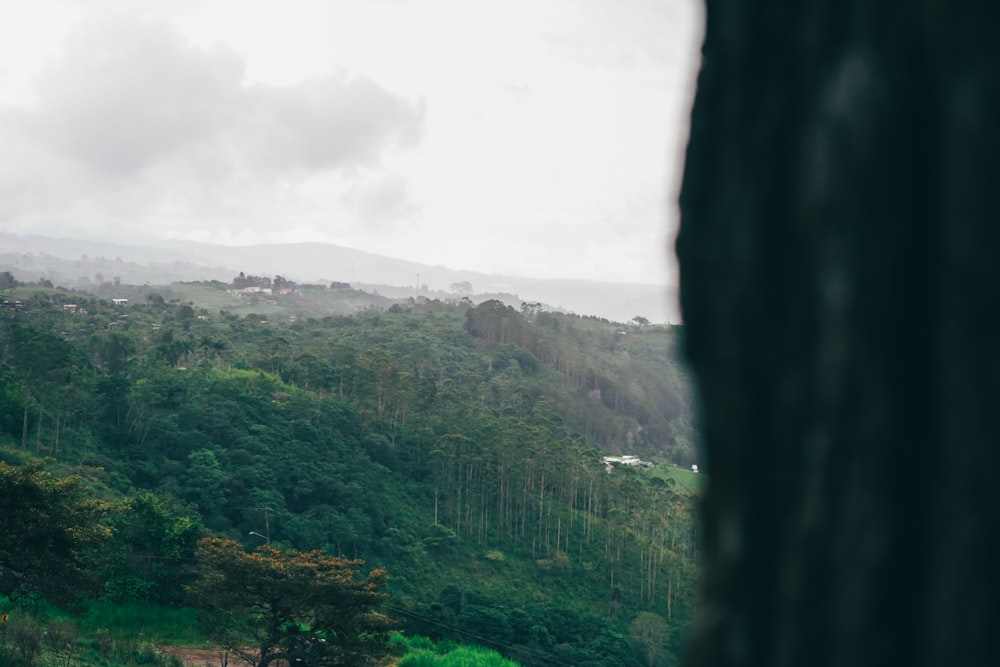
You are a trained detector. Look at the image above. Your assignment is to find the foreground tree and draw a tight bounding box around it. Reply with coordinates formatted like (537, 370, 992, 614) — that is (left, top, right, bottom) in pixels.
(0, 460, 109, 606)
(677, 2, 1000, 666)
(187, 537, 393, 667)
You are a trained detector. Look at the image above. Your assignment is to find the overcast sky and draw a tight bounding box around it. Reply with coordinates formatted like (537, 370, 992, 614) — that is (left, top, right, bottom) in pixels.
(0, 0, 703, 285)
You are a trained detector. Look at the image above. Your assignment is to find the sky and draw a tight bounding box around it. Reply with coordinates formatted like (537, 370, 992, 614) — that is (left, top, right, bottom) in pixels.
(0, 0, 703, 285)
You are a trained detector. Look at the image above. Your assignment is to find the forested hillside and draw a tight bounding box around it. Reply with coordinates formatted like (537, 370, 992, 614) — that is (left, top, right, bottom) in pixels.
(1, 278, 700, 667)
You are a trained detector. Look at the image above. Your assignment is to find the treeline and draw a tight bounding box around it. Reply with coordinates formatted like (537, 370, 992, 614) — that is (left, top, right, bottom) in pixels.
(0, 284, 699, 666)
(465, 300, 694, 457)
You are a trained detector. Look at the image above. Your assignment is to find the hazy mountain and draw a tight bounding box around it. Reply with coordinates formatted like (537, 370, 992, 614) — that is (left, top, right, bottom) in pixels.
(0, 232, 680, 323)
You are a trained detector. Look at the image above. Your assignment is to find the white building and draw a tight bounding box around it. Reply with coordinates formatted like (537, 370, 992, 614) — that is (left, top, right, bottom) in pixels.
(603, 455, 652, 472)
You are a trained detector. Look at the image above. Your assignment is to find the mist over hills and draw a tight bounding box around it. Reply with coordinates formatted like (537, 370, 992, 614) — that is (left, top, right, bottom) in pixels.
(1, 232, 680, 323)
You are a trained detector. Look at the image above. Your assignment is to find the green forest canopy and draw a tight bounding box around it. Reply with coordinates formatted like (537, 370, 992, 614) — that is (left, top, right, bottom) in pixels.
(1, 280, 701, 667)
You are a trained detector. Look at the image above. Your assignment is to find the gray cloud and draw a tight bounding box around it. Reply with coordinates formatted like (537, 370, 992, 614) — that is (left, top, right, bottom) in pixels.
(0, 12, 425, 233)
(246, 76, 425, 174)
(341, 173, 416, 229)
(24, 15, 245, 175)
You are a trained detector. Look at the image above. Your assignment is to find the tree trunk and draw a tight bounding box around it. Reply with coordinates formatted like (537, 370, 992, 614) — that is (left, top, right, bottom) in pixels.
(676, 3, 1000, 667)
(53, 407, 60, 457)
(35, 401, 43, 453)
(21, 386, 29, 448)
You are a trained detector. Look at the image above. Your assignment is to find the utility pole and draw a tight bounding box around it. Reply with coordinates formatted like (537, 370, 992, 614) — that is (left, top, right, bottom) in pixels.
(256, 506, 273, 545)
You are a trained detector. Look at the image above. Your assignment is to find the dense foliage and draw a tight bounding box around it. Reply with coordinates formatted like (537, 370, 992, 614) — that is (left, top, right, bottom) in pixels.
(0, 460, 109, 606)
(0, 281, 700, 666)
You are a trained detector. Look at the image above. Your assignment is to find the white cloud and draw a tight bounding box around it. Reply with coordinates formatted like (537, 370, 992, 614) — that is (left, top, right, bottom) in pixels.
(26, 16, 244, 174)
(0, 0, 703, 285)
(0, 11, 425, 240)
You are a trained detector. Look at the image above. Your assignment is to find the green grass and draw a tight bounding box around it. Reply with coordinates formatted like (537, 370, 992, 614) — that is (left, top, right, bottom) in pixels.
(159, 283, 241, 310)
(4, 285, 63, 299)
(76, 601, 207, 646)
(391, 633, 522, 667)
(140, 281, 395, 319)
(650, 463, 706, 494)
(0, 598, 198, 667)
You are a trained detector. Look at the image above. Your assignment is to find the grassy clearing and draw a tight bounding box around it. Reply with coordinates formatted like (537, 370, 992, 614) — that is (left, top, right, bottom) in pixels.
(391, 633, 522, 667)
(0, 598, 199, 667)
(76, 601, 207, 647)
(650, 463, 705, 494)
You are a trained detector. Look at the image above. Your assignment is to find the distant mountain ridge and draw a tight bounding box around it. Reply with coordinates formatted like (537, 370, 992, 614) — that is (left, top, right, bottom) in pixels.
(0, 231, 680, 323)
